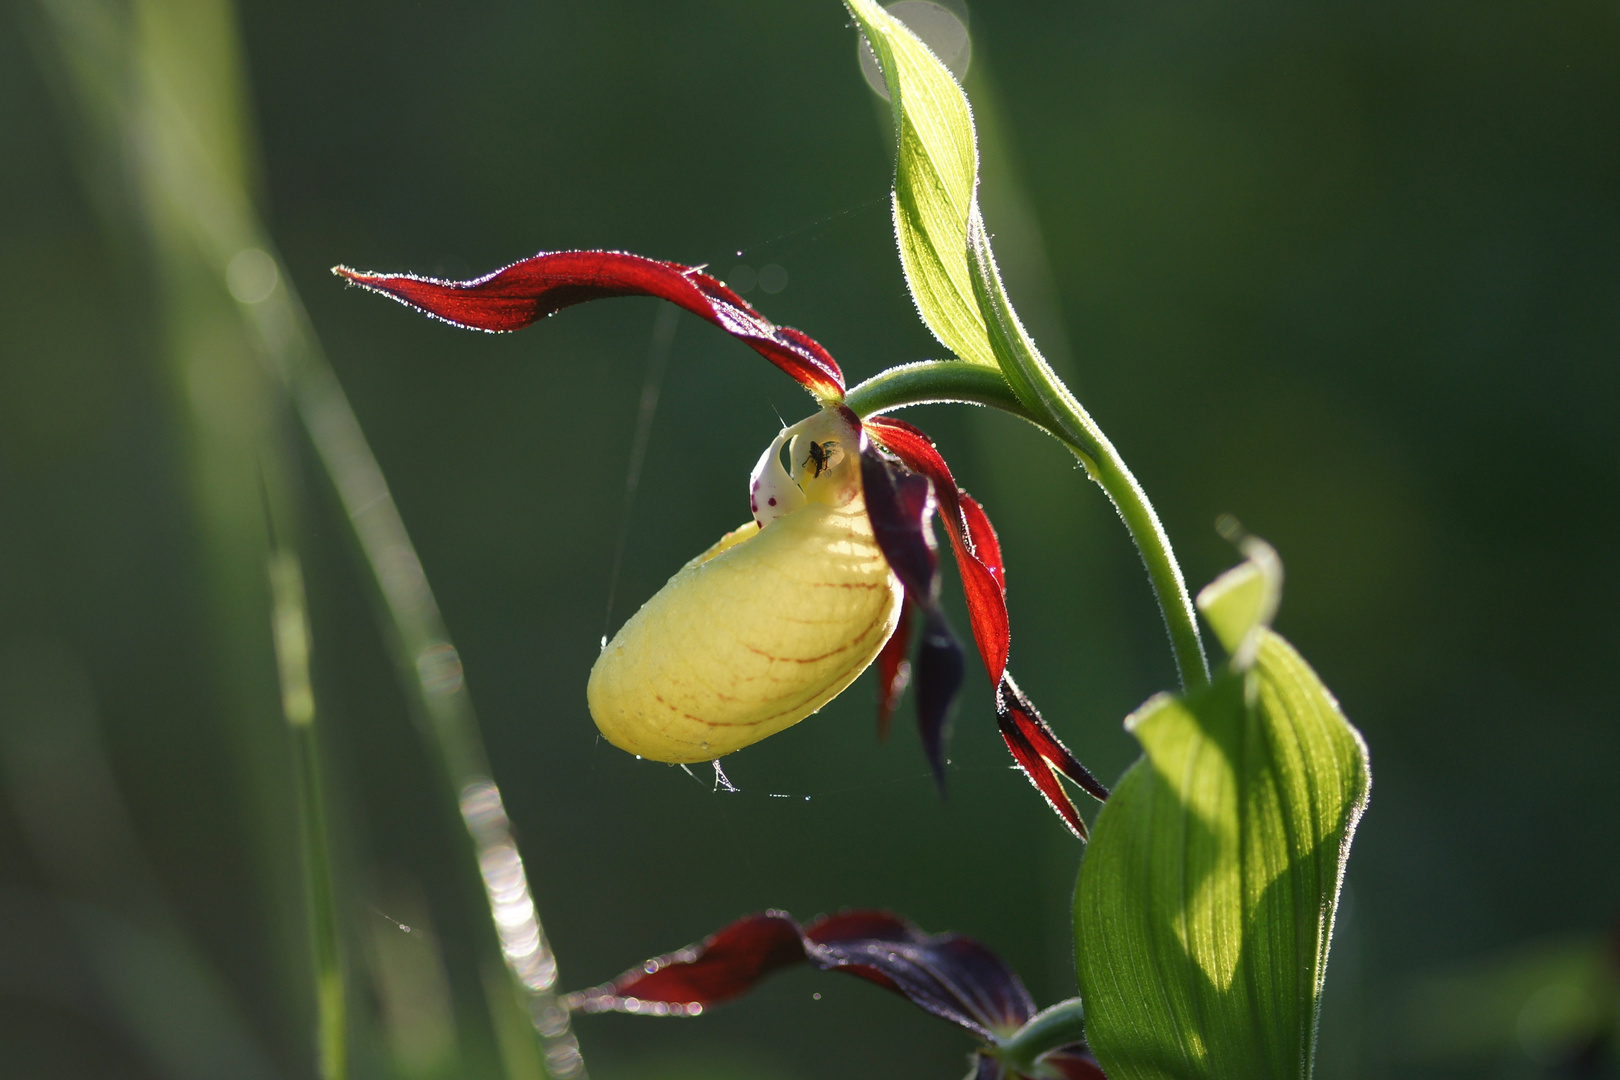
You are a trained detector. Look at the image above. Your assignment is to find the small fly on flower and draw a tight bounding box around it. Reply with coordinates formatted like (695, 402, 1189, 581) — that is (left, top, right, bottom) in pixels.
(804, 439, 837, 478)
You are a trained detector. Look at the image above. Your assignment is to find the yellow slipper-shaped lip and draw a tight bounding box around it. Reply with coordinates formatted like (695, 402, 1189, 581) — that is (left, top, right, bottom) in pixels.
(588, 409, 902, 762)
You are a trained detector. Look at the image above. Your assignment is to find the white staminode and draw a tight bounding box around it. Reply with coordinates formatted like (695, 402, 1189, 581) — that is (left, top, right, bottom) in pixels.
(749, 409, 864, 527)
(749, 426, 808, 526)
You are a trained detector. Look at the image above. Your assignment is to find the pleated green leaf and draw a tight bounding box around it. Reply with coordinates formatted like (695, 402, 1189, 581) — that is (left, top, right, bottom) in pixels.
(1074, 547, 1370, 1080)
(845, 0, 996, 368)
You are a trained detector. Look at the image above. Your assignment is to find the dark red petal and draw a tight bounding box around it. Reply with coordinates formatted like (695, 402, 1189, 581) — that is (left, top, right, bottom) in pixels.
(863, 416, 1010, 684)
(959, 493, 1005, 592)
(565, 909, 1036, 1042)
(862, 418, 1105, 836)
(859, 447, 966, 792)
(997, 674, 1110, 840)
(876, 598, 915, 740)
(334, 250, 844, 400)
(954, 535, 1011, 684)
(860, 416, 969, 542)
(563, 911, 806, 1015)
(803, 909, 915, 946)
(1030, 1046, 1109, 1080)
(859, 449, 940, 601)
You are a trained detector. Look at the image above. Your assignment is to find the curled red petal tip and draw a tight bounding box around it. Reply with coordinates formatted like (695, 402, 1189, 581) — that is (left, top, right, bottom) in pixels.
(997, 673, 1109, 840)
(334, 249, 844, 400)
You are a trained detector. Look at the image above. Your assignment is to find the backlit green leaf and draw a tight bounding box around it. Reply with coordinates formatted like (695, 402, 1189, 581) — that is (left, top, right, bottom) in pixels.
(1074, 550, 1370, 1080)
(1195, 535, 1282, 671)
(844, 0, 996, 369)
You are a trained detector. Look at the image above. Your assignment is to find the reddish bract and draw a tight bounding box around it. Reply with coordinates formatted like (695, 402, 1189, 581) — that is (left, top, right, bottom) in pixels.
(333, 250, 845, 400)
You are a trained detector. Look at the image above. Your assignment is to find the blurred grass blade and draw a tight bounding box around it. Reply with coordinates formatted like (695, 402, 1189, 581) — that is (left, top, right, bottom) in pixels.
(1074, 545, 1370, 1079)
(845, 0, 996, 369)
(268, 548, 347, 1080)
(27, 0, 580, 1075)
(0, 643, 280, 1080)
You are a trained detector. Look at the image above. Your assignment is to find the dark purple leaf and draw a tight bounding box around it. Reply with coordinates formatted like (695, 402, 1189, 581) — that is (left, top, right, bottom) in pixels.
(564, 909, 1035, 1041)
(813, 923, 1033, 1040)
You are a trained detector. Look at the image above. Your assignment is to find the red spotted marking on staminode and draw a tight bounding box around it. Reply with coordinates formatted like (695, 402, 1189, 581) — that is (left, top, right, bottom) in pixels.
(334, 250, 844, 400)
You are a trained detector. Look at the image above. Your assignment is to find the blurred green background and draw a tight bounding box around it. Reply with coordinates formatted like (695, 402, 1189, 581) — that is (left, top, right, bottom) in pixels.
(2, 1, 1617, 1078)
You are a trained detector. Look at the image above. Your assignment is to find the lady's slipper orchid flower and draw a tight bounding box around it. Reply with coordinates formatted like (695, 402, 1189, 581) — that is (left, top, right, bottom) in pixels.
(335, 250, 1107, 835)
(561, 907, 1106, 1080)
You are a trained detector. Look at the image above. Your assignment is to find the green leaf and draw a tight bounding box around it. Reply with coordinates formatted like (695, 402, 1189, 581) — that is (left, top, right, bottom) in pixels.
(1195, 535, 1283, 670)
(844, 0, 996, 369)
(1074, 550, 1370, 1080)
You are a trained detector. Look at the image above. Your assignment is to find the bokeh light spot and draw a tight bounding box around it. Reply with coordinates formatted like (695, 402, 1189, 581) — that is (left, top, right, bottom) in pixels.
(757, 263, 788, 294)
(225, 247, 278, 303)
(858, 1, 971, 99)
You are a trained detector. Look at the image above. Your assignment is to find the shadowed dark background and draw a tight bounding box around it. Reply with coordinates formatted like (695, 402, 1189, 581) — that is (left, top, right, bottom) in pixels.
(2, 1, 1617, 1078)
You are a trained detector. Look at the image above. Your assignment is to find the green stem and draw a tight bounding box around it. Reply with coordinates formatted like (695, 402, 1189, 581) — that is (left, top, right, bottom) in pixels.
(1061, 439, 1210, 692)
(847, 221, 1210, 692)
(965, 211, 1210, 691)
(848, 351, 1210, 691)
(269, 551, 346, 1080)
(845, 359, 1036, 419)
(992, 998, 1089, 1075)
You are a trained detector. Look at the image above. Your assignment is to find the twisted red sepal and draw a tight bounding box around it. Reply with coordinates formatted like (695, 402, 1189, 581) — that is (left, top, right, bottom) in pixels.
(862, 416, 1009, 684)
(563, 909, 1036, 1043)
(333, 250, 845, 400)
(864, 416, 1107, 836)
(997, 673, 1110, 841)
